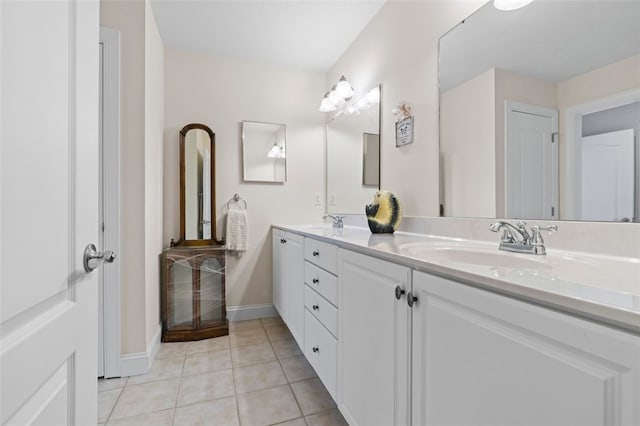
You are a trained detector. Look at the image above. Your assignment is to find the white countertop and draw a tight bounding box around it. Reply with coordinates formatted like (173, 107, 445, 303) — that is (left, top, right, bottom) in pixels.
(273, 223, 640, 334)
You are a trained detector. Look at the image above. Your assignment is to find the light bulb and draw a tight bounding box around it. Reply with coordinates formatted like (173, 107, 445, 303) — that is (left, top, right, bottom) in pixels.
(335, 75, 354, 98)
(493, 0, 533, 11)
(328, 86, 342, 105)
(346, 106, 360, 116)
(319, 93, 336, 112)
(366, 87, 380, 104)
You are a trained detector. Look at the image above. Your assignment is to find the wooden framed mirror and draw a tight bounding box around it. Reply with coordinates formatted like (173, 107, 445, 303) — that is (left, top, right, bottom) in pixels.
(179, 123, 224, 246)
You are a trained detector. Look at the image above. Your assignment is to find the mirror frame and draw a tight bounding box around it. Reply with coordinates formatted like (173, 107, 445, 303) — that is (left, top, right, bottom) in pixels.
(179, 123, 224, 246)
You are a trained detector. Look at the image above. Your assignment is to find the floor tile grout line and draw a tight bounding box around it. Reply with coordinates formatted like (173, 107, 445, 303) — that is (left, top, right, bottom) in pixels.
(102, 383, 125, 424)
(170, 352, 187, 426)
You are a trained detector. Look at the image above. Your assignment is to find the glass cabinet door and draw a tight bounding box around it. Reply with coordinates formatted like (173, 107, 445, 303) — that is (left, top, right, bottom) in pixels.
(199, 257, 224, 323)
(168, 258, 193, 328)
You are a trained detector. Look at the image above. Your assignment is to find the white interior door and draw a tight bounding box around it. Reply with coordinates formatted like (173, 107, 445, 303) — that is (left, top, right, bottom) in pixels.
(1, 1, 100, 424)
(505, 101, 558, 220)
(581, 129, 635, 222)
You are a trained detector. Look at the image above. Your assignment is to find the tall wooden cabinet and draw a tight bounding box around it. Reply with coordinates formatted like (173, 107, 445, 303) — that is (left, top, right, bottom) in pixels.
(161, 246, 227, 342)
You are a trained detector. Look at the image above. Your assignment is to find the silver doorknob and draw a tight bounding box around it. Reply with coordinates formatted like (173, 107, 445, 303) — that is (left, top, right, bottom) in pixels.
(84, 243, 116, 272)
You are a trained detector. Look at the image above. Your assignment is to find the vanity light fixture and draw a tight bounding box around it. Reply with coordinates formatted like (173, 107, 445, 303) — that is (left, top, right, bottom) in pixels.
(493, 0, 534, 11)
(318, 76, 354, 112)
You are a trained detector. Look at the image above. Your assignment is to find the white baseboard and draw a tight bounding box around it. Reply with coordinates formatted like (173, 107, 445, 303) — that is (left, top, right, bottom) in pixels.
(227, 304, 278, 322)
(120, 322, 162, 377)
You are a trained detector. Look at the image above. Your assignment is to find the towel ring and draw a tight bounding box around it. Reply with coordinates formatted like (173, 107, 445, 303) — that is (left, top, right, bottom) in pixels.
(227, 193, 247, 209)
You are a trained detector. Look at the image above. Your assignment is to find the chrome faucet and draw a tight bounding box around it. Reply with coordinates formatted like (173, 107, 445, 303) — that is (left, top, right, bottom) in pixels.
(323, 214, 344, 229)
(489, 221, 557, 255)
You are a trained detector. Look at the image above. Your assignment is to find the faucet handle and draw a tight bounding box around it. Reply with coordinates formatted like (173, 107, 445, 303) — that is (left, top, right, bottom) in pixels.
(530, 224, 558, 247)
(531, 224, 558, 234)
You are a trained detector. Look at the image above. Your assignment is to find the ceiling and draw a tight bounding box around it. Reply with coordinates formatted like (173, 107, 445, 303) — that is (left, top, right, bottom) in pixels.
(440, 0, 640, 91)
(150, 0, 386, 71)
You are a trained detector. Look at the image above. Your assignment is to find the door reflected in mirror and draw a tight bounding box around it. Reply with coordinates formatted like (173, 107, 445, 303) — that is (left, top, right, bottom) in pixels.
(439, 1, 640, 222)
(242, 121, 286, 183)
(327, 85, 381, 214)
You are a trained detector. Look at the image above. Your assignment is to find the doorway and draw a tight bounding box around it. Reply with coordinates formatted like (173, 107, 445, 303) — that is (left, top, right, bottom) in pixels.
(564, 90, 640, 222)
(99, 27, 121, 378)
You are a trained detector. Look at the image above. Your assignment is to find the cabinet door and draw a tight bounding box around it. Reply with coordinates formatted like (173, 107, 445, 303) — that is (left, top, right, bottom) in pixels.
(272, 230, 286, 320)
(338, 249, 411, 426)
(412, 270, 640, 426)
(284, 233, 305, 349)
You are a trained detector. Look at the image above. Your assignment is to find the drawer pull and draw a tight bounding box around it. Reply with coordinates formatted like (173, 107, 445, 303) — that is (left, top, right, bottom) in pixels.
(395, 285, 405, 300)
(312, 346, 319, 353)
(312, 278, 319, 284)
(407, 292, 418, 307)
(312, 304, 319, 311)
(312, 250, 320, 257)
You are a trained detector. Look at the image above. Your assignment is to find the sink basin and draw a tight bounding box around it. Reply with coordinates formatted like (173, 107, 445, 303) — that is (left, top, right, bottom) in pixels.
(399, 242, 552, 270)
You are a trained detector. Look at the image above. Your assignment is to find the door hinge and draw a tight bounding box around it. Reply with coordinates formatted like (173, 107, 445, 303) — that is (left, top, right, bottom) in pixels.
(551, 132, 558, 143)
(551, 206, 555, 216)
(102, 222, 105, 232)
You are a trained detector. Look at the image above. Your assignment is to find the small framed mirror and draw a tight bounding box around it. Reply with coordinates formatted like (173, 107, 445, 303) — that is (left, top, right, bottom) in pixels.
(179, 123, 223, 246)
(242, 121, 287, 183)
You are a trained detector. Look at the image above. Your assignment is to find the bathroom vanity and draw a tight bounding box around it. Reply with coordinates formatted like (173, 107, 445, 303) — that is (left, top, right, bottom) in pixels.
(272, 223, 640, 426)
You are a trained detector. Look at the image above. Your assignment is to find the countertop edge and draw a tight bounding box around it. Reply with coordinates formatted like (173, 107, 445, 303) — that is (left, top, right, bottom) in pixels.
(273, 224, 640, 335)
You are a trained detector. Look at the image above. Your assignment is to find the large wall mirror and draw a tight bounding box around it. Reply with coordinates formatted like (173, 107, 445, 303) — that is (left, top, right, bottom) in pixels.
(439, 1, 640, 222)
(327, 85, 381, 213)
(179, 123, 223, 246)
(242, 121, 286, 183)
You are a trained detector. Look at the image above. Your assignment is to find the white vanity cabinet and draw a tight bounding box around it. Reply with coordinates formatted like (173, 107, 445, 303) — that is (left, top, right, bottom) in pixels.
(272, 229, 304, 348)
(412, 270, 640, 426)
(338, 249, 412, 426)
(304, 238, 339, 399)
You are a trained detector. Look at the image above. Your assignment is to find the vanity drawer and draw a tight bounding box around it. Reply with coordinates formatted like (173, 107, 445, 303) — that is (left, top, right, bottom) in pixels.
(304, 238, 337, 274)
(305, 285, 338, 338)
(304, 310, 337, 400)
(304, 261, 338, 306)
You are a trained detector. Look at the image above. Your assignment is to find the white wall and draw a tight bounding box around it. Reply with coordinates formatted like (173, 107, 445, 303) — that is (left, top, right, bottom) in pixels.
(441, 68, 496, 217)
(101, 0, 164, 356)
(164, 49, 325, 308)
(101, 0, 147, 354)
(326, 0, 485, 216)
(144, 0, 164, 347)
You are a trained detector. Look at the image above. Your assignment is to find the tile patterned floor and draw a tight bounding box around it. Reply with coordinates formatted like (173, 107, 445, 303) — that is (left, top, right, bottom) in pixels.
(98, 317, 348, 426)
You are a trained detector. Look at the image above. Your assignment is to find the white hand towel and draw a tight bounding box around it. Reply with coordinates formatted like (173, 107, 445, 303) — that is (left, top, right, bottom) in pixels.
(226, 205, 248, 252)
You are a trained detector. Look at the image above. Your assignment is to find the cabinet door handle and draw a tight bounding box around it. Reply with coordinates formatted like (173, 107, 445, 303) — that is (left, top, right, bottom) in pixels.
(395, 285, 405, 300)
(407, 292, 418, 307)
(312, 304, 319, 311)
(312, 250, 319, 257)
(312, 346, 319, 353)
(312, 278, 319, 284)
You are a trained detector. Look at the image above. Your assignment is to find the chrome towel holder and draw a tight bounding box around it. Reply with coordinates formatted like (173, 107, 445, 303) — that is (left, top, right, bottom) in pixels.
(226, 193, 247, 209)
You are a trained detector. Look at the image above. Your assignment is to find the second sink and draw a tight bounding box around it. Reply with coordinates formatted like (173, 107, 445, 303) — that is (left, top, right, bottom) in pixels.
(399, 242, 553, 270)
